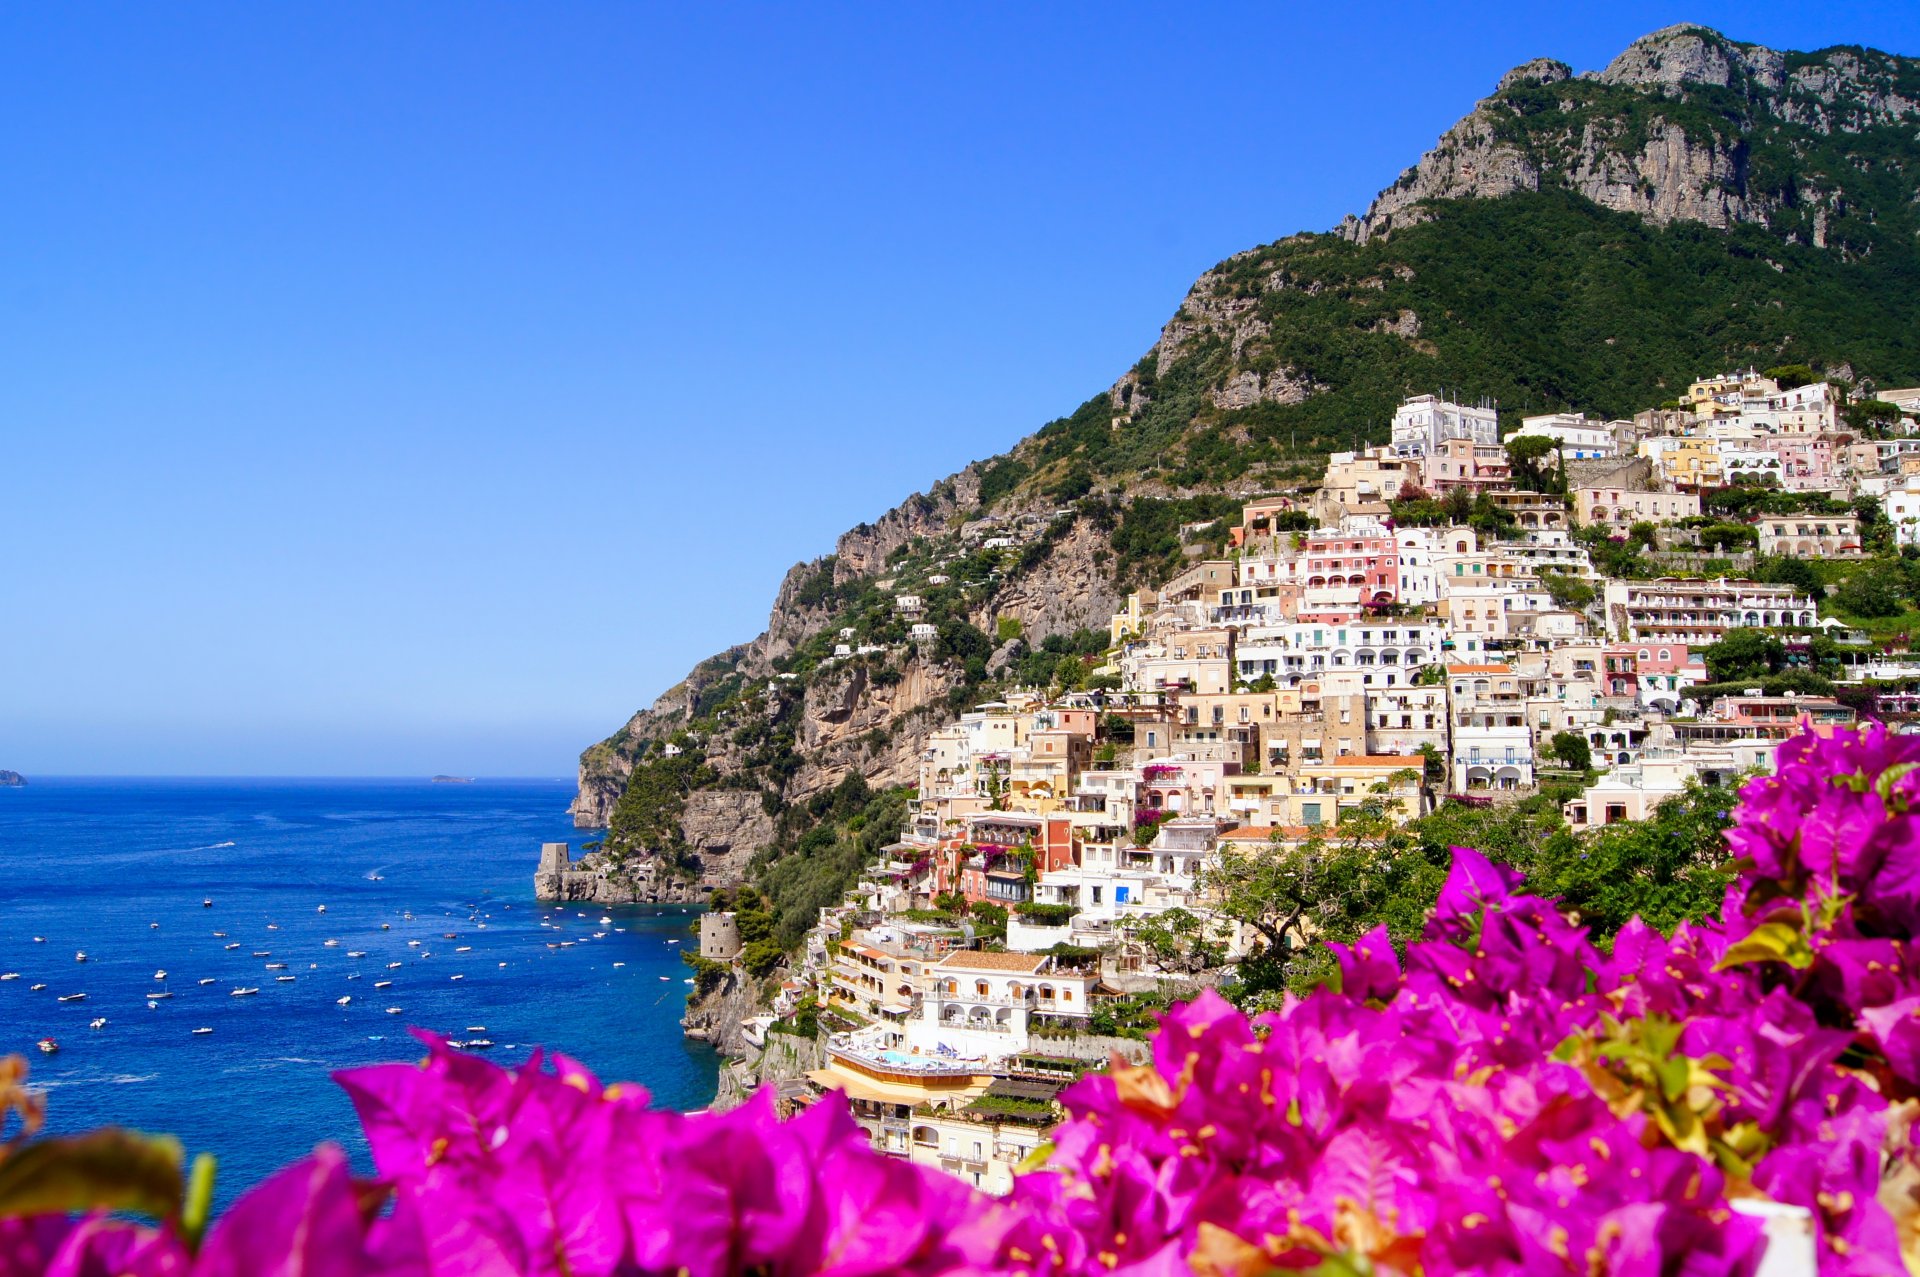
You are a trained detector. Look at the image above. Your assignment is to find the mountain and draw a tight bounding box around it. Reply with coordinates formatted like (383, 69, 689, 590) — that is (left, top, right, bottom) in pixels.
(567, 24, 1920, 937)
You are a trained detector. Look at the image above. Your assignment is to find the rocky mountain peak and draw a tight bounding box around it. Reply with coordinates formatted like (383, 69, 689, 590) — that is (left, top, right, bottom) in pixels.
(1340, 25, 1918, 245)
(1591, 24, 1782, 92)
(1496, 57, 1571, 93)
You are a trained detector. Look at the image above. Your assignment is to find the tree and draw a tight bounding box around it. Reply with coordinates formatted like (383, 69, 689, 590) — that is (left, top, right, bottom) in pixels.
(1503, 433, 1560, 491)
(1626, 521, 1658, 551)
(1753, 555, 1822, 598)
(1765, 363, 1816, 390)
(1703, 628, 1785, 683)
(1697, 522, 1758, 552)
(1547, 731, 1592, 772)
(1203, 786, 1439, 1000)
(1538, 571, 1596, 611)
(1518, 778, 1741, 939)
(1122, 907, 1227, 975)
(1834, 560, 1908, 619)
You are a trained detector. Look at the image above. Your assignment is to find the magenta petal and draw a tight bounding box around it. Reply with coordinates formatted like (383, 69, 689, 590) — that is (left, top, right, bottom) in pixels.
(193, 1147, 367, 1277)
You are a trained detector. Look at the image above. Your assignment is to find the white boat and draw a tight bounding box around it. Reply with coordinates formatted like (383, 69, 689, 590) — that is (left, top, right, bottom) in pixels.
(347, 951, 366, 958)
(336, 996, 351, 1006)
(265, 963, 287, 970)
(374, 980, 392, 988)
(57, 992, 86, 1002)
(89, 1018, 107, 1029)
(266, 924, 279, 931)
(683, 978, 694, 985)
(153, 970, 167, 980)
(666, 939, 680, 946)
(32, 936, 45, 943)
(449, 974, 463, 981)
(380, 923, 390, 930)
(147, 991, 172, 999)
(276, 976, 296, 983)
(225, 943, 240, 950)
(465, 1025, 486, 1032)
(147, 1000, 158, 1009)
(213, 931, 226, 937)
(454, 946, 471, 953)
(251, 951, 270, 957)
(323, 939, 340, 948)
(74, 951, 87, 963)
(202, 899, 213, 908)
(658, 975, 670, 981)
(149, 922, 159, 930)
(407, 940, 420, 948)
(465, 1039, 494, 1049)
(317, 905, 327, 913)
(384, 1006, 403, 1015)
(612, 962, 625, 968)
(29, 983, 45, 991)
(199, 978, 216, 985)
(231, 987, 259, 997)
(0, 973, 17, 981)
(598, 916, 611, 925)
(387, 962, 401, 969)
(37, 1038, 58, 1055)
(192, 1027, 212, 1035)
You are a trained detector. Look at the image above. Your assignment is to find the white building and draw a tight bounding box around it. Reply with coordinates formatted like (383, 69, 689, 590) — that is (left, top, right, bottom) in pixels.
(906, 951, 1095, 1058)
(1886, 477, 1920, 548)
(1511, 412, 1617, 459)
(1390, 394, 1500, 459)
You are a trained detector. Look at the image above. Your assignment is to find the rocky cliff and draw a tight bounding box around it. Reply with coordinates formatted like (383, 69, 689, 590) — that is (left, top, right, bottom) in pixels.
(0, 771, 23, 788)
(1342, 26, 1919, 245)
(571, 23, 1920, 919)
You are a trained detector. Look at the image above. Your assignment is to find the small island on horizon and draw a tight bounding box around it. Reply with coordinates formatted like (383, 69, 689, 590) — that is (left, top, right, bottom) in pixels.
(429, 775, 473, 784)
(0, 770, 25, 787)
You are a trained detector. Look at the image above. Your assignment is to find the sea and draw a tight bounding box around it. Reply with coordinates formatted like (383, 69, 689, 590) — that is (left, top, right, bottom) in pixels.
(0, 777, 719, 1206)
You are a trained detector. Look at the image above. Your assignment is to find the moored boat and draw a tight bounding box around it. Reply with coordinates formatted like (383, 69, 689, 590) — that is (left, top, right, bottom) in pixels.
(37, 1038, 57, 1054)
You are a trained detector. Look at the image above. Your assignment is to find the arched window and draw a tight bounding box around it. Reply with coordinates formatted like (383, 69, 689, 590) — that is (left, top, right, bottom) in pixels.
(1657, 648, 1671, 662)
(975, 980, 990, 997)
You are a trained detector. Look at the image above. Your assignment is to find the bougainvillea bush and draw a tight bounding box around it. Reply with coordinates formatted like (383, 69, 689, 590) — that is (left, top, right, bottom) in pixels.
(13, 724, 1920, 1273)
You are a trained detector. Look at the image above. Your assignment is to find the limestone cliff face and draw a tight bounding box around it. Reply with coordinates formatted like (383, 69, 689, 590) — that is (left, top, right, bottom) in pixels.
(1343, 25, 1920, 245)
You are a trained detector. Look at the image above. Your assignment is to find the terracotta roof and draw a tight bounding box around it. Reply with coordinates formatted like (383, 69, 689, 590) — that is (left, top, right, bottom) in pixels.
(936, 950, 1047, 974)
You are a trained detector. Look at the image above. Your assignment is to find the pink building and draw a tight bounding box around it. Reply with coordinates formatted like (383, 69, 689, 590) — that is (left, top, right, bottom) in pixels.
(1419, 438, 1511, 494)
(1301, 531, 1399, 606)
(1775, 437, 1838, 492)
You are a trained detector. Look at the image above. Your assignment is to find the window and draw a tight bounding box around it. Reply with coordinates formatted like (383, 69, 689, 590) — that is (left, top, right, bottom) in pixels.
(1091, 886, 1103, 905)
(1302, 802, 1323, 826)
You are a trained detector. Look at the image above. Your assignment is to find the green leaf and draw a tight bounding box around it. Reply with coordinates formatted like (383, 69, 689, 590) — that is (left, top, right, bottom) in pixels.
(0, 1128, 185, 1220)
(180, 1153, 217, 1247)
(1713, 920, 1815, 971)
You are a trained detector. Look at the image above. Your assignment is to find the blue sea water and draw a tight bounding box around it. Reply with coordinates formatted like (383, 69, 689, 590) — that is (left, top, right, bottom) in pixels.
(0, 778, 718, 1205)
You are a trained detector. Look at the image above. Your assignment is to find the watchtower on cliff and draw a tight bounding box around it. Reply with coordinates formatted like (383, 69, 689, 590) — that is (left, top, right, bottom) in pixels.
(700, 911, 741, 960)
(538, 843, 571, 875)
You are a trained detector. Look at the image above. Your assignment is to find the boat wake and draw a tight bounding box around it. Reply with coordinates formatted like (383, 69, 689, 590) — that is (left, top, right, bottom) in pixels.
(191, 840, 238, 852)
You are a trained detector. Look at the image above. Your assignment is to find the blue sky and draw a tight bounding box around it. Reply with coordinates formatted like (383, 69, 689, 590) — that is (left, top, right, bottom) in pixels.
(4, 3, 1916, 776)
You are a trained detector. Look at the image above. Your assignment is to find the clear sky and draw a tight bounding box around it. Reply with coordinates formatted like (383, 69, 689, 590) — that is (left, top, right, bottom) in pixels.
(4, 3, 1916, 777)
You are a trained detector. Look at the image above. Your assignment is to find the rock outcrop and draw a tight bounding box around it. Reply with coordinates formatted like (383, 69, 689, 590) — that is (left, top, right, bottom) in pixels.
(533, 841, 704, 905)
(0, 771, 23, 787)
(1343, 25, 1919, 244)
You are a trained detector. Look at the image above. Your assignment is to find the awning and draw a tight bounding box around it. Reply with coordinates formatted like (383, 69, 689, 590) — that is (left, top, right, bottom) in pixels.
(805, 1067, 978, 1106)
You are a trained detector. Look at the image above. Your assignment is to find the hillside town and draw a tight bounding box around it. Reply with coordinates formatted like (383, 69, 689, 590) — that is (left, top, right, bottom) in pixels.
(682, 369, 1920, 1188)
